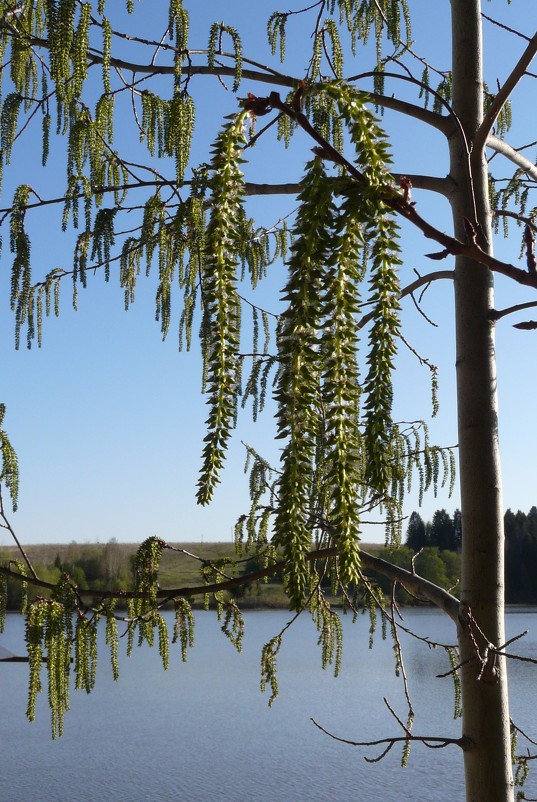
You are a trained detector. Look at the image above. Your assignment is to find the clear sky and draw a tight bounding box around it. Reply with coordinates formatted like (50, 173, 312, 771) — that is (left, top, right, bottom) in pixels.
(1, 1, 536, 546)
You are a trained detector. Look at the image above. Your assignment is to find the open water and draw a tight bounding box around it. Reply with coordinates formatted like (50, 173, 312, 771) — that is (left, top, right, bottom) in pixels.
(1, 608, 537, 801)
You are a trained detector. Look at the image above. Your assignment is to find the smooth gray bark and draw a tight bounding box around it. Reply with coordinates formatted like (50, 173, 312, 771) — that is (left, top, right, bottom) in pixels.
(450, 2, 513, 800)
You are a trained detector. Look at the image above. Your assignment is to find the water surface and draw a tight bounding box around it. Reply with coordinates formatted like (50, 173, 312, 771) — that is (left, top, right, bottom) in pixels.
(1, 608, 536, 801)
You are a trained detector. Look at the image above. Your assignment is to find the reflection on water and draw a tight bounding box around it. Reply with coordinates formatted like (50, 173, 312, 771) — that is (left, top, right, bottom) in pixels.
(1, 608, 536, 801)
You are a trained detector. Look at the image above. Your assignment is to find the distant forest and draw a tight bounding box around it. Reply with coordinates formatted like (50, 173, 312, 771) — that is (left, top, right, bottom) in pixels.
(401, 506, 537, 604)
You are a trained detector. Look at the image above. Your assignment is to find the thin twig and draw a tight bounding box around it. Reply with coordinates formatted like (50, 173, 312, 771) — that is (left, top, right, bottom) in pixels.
(0, 486, 37, 580)
(387, 600, 415, 720)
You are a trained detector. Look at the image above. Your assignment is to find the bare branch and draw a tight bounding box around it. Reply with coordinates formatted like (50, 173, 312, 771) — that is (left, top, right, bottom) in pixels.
(357, 270, 453, 332)
(487, 135, 537, 182)
(475, 31, 537, 156)
(249, 174, 451, 197)
(481, 12, 532, 43)
(310, 717, 467, 756)
(0, 172, 451, 223)
(512, 719, 537, 748)
(490, 300, 537, 323)
(494, 209, 537, 233)
(345, 71, 454, 136)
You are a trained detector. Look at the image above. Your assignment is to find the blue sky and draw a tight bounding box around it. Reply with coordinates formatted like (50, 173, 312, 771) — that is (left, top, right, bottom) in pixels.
(1, 1, 537, 546)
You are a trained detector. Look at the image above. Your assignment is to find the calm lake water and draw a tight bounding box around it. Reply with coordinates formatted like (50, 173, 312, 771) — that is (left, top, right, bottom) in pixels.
(1, 607, 537, 801)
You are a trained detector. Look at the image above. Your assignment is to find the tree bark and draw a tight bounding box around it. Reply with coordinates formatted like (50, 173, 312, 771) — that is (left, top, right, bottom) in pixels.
(450, 3, 513, 800)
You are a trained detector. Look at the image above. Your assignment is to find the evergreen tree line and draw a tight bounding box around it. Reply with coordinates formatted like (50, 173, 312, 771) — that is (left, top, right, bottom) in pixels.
(404, 506, 537, 604)
(405, 509, 462, 552)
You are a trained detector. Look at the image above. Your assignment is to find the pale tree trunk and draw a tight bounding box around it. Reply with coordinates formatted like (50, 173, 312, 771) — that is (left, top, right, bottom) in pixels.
(450, 2, 513, 800)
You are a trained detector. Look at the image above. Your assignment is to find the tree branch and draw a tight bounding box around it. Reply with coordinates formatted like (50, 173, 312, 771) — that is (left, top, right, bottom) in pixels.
(0, 173, 451, 220)
(0, 181, 302, 216)
(474, 30, 537, 157)
(345, 71, 454, 136)
(20, 28, 455, 135)
(0, 545, 460, 620)
(490, 300, 537, 323)
(358, 270, 454, 331)
(260, 90, 537, 291)
(310, 716, 468, 755)
(487, 134, 537, 181)
(494, 209, 537, 234)
(249, 174, 452, 197)
(23, 32, 298, 87)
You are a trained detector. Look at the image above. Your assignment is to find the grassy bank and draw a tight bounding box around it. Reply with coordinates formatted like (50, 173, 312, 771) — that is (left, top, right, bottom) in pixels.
(0, 540, 302, 608)
(4, 540, 451, 610)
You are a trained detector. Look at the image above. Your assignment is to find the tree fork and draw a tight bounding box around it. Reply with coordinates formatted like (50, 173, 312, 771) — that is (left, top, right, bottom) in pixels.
(451, 2, 513, 800)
